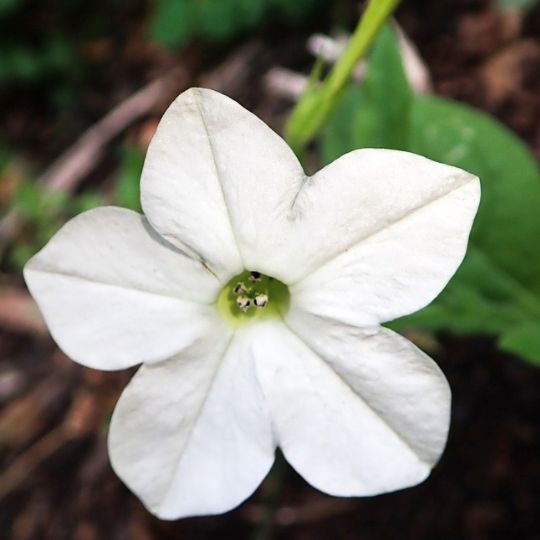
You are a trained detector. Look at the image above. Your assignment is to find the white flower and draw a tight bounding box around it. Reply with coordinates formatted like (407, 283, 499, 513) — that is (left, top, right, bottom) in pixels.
(24, 88, 480, 520)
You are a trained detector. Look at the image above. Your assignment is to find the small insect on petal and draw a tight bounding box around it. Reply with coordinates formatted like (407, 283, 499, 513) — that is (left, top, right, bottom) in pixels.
(236, 295, 251, 312)
(254, 293, 268, 308)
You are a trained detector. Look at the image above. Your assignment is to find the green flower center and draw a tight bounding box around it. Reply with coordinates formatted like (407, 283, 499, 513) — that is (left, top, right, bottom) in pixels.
(216, 270, 290, 326)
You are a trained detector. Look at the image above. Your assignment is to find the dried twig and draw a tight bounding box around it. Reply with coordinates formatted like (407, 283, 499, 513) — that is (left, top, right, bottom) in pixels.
(0, 285, 46, 335)
(45, 68, 187, 193)
(199, 40, 263, 93)
(0, 424, 74, 501)
(0, 42, 265, 259)
(0, 390, 102, 501)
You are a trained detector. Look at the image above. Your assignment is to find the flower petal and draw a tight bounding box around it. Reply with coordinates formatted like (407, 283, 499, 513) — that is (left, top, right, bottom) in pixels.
(254, 319, 450, 496)
(24, 207, 220, 370)
(109, 325, 276, 519)
(289, 149, 480, 322)
(140, 87, 306, 281)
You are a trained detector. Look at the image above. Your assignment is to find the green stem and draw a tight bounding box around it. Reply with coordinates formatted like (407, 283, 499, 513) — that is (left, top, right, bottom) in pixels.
(285, 0, 400, 156)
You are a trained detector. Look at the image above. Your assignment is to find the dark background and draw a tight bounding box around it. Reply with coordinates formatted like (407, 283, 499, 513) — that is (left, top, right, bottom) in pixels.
(1, 0, 539, 538)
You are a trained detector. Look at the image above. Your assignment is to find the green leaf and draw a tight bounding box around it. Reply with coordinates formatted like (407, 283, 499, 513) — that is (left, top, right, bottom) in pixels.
(321, 24, 412, 164)
(409, 96, 540, 298)
(499, 324, 540, 365)
(400, 95, 540, 363)
(351, 23, 412, 151)
(319, 86, 361, 163)
(320, 23, 540, 365)
(391, 249, 540, 336)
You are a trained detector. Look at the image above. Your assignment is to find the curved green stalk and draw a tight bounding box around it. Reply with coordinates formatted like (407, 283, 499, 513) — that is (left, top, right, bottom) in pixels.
(285, 0, 400, 157)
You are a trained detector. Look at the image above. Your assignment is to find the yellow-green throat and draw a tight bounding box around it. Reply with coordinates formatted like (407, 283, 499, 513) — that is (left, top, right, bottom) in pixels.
(216, 270, 290, 326)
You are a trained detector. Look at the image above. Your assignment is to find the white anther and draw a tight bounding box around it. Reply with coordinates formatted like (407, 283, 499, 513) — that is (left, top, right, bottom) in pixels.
(248, 271, 262, 282)
(233, 282, 247, 295)
(254, 293, 268, 308)
(236, 295, 251, 312)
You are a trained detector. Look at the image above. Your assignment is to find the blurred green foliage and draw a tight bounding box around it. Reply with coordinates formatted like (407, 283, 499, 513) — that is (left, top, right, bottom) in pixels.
(0, 0, 83, 81)
(7, 0, 539, 368)
(150, 0, 323, 47)
(1, 0, 328, 271)
(114, 144, 145, 212)
(0, 35, 76, 84)
(321, 25, 540, 365)
(9, 180, 106, 268)
(4, 142, 144, 269)
(0, 0, 329, 89)
(0, 0, 22, 17)
(0, 0, 102, 112)
(496, 0, 539, 9)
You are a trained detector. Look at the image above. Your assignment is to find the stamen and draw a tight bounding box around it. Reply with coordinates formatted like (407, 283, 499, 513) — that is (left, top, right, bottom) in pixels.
(254, 293, 268, 308)
(216, 269, 289, 325)
(248, 271, 262, 282)
(236, 295, 251, 312)
(233, 282, 247, 295)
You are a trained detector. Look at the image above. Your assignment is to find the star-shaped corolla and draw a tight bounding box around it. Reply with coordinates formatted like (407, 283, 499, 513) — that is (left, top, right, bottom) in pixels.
(24, 88, 480, 520)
